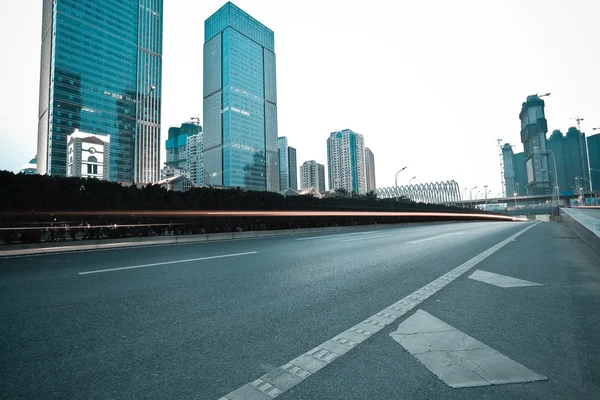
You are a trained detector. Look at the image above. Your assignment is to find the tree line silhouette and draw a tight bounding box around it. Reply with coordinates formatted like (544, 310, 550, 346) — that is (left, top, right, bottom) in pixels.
(0, 171, 482, 244)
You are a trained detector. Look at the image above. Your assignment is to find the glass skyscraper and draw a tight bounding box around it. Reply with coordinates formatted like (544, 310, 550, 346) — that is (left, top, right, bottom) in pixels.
(203, 2, 279, 191)
(37, 0, 163, 184)
(278, 137, 297, 191)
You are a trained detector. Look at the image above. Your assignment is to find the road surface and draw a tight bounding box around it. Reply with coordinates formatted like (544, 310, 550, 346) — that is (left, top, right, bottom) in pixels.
(1, 221, 599, 399)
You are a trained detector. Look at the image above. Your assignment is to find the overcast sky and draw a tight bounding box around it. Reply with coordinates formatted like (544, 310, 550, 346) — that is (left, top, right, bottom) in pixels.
(1, 0, 598, 196)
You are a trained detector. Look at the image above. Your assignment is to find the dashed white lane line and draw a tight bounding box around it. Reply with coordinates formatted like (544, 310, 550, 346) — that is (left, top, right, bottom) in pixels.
(390, 309, 547, 388)
(468, 269, 543, 288)
(217, 223, 539, 399)
(294, 231, 376, 241)
(78, 251, 258, 275)
(406, 231, 465, 244)
(341, 234, 391, 242)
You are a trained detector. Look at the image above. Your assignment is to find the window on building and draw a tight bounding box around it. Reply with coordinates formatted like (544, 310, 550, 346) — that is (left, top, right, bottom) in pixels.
(87, 164, 92, 174)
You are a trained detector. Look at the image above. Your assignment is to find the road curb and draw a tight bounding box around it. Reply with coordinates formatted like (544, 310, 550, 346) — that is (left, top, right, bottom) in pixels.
(560, 208, 600, 257)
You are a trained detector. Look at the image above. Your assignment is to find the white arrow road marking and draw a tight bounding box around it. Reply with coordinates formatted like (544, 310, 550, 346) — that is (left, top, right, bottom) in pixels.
(390, 309, 547, 388)
(217, 223, 540, 399)
(407, 231, 465, 244)
(468, 270, 543, 288)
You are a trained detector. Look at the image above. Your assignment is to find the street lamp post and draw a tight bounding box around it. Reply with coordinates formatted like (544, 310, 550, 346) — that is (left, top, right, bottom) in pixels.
(394, 167, 407, 201)
(395, 167, 407, 188)
(409, 176, 416, 186)
(483, 185, 488, 207)
(535, 146, 560, 214)
(470, 186, 478, 208)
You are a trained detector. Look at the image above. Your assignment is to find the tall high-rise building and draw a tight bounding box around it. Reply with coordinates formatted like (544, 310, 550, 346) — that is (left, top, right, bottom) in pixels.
(364, 147, 376, 192)
(203, 2, 278, 191)
(327, 129, 366, 194)
(166, 122, 201, 170)
(503, 144, 528, 197)
(300, 160, 326, 194)
(501, 144, 517, 196)
(288, 147, 297, 191)
(277, 137, 297, 191)
(519, 95, 551, 195)
(514, 152, 527, 195)
(547, 127, 590, 193)
(37, 0, 163, 184)
(187, 133, 204, 187)
(588, 133, 600, 191)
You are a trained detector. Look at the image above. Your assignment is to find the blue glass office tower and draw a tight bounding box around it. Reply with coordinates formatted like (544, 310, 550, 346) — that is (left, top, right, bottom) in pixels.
(277, 137, 297, 191)
(37, 0, 163, 184)
(203, 2, 279, 191)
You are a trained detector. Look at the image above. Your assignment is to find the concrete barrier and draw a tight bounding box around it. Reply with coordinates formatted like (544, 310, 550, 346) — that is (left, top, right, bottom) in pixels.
(560, 208, 600, 257)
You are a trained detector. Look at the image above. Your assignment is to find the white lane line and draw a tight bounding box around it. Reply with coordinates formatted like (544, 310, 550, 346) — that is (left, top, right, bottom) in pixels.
(468, 270, 543, 288)
(390, 309, 547, 387)
(341, 234, 391, 242)
(295, 231, 376, 241)
(407, 231, 465, 244)
(217, 223, 540, 400)
(78, 251, 258, 275)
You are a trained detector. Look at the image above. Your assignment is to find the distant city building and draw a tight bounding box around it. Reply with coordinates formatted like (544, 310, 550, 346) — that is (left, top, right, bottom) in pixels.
(187, 133, 204, 187)
(327, 129, 366, 194)
(300, 160, 326, 194)
(364, 147, 376, 192)
(547, 127, 590, 193)
(513, 152, 527, 196)
(66, 130, 110, 180)
(519, 95, 551, 195)
(161, 165, 190, 180)
(502, 144, 517, 196)
(37, 0, 163, 184)
(278, 137, 297, 191)
(20, 156, 38, 175)
(203, 2, 279, 191)
(589, 132, 600, 191)
(154, 175, 197, 192)
(288, 147, 297, 190)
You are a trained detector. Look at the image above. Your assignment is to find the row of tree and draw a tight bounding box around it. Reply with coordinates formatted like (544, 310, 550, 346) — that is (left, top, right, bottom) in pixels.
(0, 171, 484, 244)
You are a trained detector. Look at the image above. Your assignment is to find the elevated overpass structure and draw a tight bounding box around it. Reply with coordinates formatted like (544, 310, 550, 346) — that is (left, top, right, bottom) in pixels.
(454, 191, 600, 207)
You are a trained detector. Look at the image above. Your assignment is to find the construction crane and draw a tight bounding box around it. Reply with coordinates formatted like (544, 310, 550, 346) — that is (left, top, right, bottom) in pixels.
(496, 138, 505, 198)
(571, 116, 593, 192)
(571, 116, 584, 131)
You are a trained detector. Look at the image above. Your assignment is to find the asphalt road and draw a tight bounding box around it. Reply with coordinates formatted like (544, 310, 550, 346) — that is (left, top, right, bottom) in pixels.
(1, 221, 599, 399)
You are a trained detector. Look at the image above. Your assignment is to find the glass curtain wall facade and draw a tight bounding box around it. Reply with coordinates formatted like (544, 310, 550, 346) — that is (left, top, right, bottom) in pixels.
(501, 144, 517, 197)
(288, 146, 297, 190)
(278, 137, 289, 191)
(589, 133, 600, 191)
(37, 0, 162, 184)
(203, 2, 278, 191)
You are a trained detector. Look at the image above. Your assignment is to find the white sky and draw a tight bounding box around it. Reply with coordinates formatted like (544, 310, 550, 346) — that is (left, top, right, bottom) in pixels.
(1, 0, 598, 196)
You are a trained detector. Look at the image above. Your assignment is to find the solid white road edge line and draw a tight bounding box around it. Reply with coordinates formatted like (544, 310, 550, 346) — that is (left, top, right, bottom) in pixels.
(218, 223, 540, 400)
(78, 251, 258, 275)
(407, 231, 465, 244)
(341, 234, 391, 242)
(294, 231, 376, 241)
